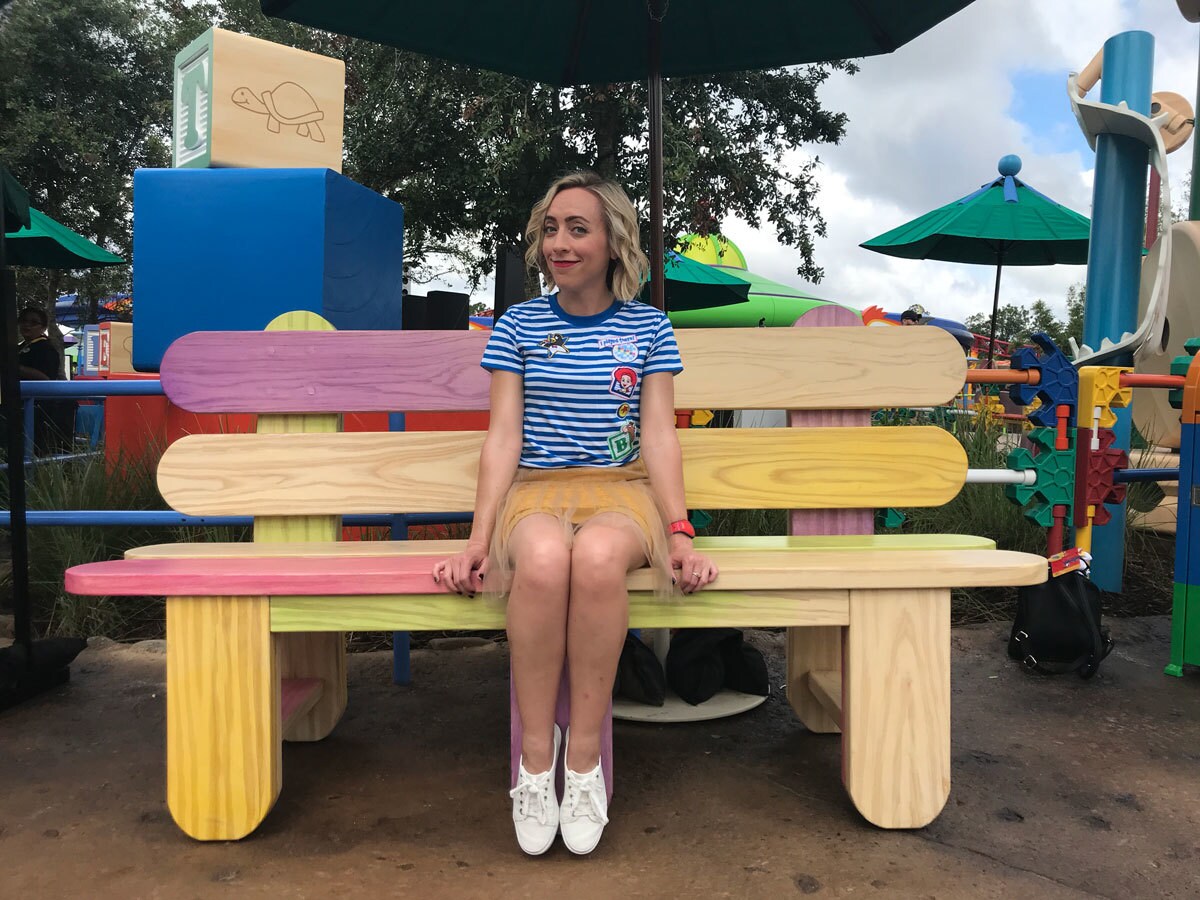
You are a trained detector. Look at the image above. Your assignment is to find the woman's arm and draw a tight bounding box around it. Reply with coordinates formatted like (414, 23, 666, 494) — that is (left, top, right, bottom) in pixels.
(434, 370, 524, 594)
(639, 371, 718, 593)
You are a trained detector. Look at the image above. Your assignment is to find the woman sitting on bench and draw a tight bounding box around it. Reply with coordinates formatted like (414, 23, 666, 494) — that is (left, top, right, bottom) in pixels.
(434, 171, 717, 856)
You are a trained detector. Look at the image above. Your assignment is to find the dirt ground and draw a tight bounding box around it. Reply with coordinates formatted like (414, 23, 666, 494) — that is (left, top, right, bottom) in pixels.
(3, 618, 1200, 899)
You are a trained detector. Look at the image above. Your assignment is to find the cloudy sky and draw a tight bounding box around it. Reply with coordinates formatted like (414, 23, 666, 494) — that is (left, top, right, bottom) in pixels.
(430, 0, 1197, 326)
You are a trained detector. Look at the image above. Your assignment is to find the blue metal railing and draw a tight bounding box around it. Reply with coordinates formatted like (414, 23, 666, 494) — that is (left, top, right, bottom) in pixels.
(6, 377, 472, 684)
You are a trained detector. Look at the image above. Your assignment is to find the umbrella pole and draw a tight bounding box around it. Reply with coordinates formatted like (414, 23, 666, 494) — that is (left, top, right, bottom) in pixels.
(648, 10, 664, 311)
(0, 181, 86, 711)
(986, 259, 1004, 368)
(0, 192, 32, 650)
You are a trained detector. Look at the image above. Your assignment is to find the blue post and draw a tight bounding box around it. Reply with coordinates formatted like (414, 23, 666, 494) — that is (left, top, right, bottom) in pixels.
(23, 398, 34, 460)
(389, 410, 412, 686)
(1082, 31, 1154, 591)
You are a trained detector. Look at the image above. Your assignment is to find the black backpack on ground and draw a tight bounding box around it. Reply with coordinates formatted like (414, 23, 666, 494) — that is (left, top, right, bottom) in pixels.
(1008, 569, 1114, 679)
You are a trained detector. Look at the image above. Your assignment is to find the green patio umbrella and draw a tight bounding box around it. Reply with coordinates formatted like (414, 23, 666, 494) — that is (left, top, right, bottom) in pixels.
(4, 207, 125, 268)
(669, 234, 846, 327)
(0, 170, 125, 709)
(262, 0, 980, 310)
(641, 251, 750, 312)
(861, 155, 1091, 365)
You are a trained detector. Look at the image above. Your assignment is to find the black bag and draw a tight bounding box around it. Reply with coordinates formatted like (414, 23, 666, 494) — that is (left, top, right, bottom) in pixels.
(1008, 570, 1114, 679)
(665, 628, 770, 705)
(612, 632, 667, 706)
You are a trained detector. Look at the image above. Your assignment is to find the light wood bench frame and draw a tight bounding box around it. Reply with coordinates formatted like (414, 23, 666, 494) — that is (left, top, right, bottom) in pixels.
(65, 311, 1046, 840)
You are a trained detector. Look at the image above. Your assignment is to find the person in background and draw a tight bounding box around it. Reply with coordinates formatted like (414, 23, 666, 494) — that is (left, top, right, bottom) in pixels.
(900, 308, 922, 325)
(17, 306, 71, 454)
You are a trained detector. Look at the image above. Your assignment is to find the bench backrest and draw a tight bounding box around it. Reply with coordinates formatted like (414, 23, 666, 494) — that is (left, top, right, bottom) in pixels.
(155, 318, 969, 517)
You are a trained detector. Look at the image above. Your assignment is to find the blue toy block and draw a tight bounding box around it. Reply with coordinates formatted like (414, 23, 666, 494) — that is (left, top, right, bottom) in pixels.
(132, 168, 404, 370)
(1009, 332, 1078, 428)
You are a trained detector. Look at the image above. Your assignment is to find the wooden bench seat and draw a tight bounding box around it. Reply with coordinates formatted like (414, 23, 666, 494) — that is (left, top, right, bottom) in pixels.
(70, 547, 1041, 597)
(67, 547, 1043, 631)
(65, 310, 1047, 840)
(122, 533, 1000, 558)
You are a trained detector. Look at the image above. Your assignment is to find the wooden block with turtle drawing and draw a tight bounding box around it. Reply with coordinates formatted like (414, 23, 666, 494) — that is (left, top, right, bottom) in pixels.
(173, 28, 345, 171)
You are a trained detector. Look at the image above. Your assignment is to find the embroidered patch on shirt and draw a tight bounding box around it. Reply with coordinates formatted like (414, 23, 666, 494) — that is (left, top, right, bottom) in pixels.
(598, 333, 639, 363)
(597, 334, 639, 349)
(609, 366, 637, 398)
(615, 402, 631, 419)
(539, 333, 569, 357)
(607, 431, 633, 460)
(612, 343, 637, 362)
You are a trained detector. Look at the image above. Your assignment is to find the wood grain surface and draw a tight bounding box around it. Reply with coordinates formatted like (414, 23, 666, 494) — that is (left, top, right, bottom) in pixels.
(155, 427, 969, 515)
(159, 326, 966, 413)
(123, 533, 997, 559)
(269, 590, 852, 632)
(843, 588, 951, 829)
(166, 594, 279, 841)
(67, 549, 1046, 597)
(786, 305, 869, 734)
(255, 310, 347, 744)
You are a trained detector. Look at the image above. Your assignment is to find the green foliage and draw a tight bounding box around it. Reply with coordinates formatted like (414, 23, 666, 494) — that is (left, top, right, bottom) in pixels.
(0, 0, 208, 319)
(894, 414, 1046, 555)
(1, 0, 854, 299)
(963, 282, 1085, 354)
(964, 304, 1031, 345)
(0, 448, 249, 639)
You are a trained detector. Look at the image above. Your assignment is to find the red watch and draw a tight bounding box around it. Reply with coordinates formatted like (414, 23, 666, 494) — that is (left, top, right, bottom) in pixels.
(668, 519, 695, 539)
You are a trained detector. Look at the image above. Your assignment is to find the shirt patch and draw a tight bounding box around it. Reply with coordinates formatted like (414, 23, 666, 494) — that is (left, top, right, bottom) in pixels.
(539, 333, 569, 357)
(616, 403, 631, 419)
(597, 334, 639, 349)
(611, 343, 638, 362)
(607, 430, 634, 460)
(609, 366, 637, 398)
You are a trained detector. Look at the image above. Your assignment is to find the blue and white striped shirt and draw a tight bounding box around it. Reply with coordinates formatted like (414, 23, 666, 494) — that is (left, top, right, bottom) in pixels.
(481, 294, 683, 468)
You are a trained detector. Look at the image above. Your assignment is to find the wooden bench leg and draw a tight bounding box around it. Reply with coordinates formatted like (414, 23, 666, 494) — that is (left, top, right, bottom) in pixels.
(786, 626, 843, 733)
(843, 588, 950, 829)
(166, 595, 281, 841)
(511, 666, 614, 804)
(277, 632, 347, 742)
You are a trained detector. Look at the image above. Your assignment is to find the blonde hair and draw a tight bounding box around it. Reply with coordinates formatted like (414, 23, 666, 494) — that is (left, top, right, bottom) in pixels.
(525, 171, 649, 302)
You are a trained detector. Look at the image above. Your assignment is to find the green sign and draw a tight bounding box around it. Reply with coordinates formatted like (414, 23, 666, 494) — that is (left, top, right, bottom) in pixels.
(173, 30, 214, 168)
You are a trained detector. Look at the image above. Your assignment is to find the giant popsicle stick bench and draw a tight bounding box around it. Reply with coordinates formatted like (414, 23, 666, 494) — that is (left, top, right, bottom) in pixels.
(64, 310, 1046, 840)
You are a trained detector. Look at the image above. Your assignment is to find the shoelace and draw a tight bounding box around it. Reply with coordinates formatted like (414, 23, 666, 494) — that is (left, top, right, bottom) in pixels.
(563, 767, 609, 825)
(509, 769, 555, 826)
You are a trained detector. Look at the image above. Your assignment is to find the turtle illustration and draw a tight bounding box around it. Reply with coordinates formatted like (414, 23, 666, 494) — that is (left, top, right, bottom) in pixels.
(231, 82, 325, 142)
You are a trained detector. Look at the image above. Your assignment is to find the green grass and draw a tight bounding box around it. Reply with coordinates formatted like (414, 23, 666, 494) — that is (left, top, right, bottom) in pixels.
(2, 411, 1178, 638)
(1, 443, 249, 639)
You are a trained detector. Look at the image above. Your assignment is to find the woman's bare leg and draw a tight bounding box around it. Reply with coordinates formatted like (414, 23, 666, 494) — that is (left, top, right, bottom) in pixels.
(506, 513, 571, 773)
(565, 513, 647, 771)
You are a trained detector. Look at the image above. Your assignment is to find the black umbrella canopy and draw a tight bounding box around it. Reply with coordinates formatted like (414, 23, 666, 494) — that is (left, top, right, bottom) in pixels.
(262, 0, 980, 309)
(262, 1, 980, 87)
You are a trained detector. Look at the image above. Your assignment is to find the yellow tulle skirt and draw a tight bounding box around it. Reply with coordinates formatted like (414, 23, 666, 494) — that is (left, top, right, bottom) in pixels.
(488, 458, 674, 601)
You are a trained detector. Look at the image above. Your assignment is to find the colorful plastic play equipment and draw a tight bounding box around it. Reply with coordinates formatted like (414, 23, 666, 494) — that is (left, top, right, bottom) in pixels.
(1166, 339, 1200, 675)
(1067, 31, 1170, 589)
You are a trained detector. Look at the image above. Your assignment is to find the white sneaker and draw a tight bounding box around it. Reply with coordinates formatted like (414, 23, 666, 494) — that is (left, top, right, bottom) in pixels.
(509, 724, 562, 856)
(559, 728, 609, 855)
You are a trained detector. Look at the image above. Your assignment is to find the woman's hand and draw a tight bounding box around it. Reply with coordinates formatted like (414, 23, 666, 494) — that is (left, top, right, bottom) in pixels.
(670, 534, 718, 594)
(433, 541, 490, 597)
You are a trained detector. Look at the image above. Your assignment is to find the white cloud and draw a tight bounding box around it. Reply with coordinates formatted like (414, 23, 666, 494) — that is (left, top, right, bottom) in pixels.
(424, 0, 1197, 333)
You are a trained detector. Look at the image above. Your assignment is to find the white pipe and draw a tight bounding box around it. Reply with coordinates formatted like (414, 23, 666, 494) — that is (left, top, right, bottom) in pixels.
(967, 468, 1037, 485)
